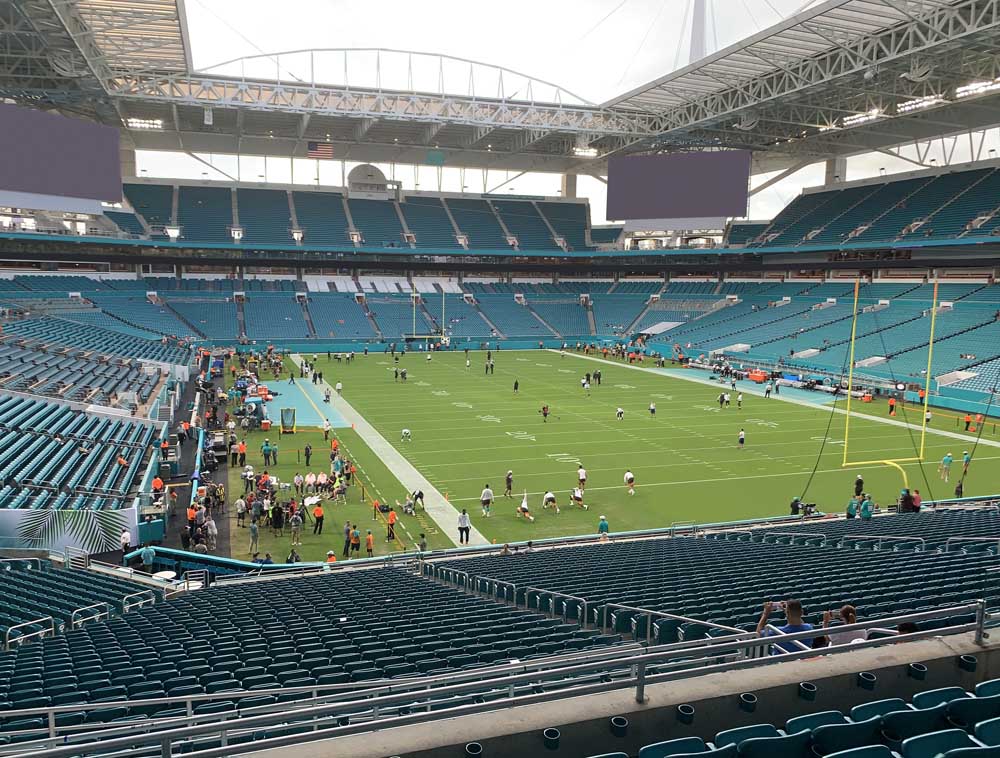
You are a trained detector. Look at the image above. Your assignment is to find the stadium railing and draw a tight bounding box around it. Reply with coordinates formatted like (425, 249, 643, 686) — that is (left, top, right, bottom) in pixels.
(2, 603, 989, 755)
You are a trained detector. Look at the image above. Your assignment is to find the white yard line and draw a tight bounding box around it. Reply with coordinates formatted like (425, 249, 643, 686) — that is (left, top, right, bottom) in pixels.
(552, 350, 1000, 450)
(291, 354, 490, 547)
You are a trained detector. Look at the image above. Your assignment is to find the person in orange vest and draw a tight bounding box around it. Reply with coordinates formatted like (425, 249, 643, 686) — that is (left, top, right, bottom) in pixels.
(386, 507, 397, 542)
(237, 440, 247, 467)
(976, 414, 984, 431)
(888, 396, 897, 417)
(312, 502, 324, 535)
(151, 475, 164, 493)
(965, 413, 972, 431)
(331, 438, 339, 453)
(365, 530, 374, 558)
(325, 550, 337, 563)
(918, 388, 926, 401)
(186, 504, 197, 533)
(160, 438, 169, 453)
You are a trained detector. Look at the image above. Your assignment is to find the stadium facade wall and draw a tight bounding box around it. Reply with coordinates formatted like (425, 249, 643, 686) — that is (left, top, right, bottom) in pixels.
(267, 633, 995, 758)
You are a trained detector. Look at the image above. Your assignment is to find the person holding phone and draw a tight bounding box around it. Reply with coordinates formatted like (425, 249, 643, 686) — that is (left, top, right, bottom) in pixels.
(757, 599, 813, 654)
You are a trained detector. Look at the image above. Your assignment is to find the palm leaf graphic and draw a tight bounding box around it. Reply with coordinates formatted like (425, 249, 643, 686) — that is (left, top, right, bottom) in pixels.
(64, 509, 125, 553)
(16, 508, 62, 547)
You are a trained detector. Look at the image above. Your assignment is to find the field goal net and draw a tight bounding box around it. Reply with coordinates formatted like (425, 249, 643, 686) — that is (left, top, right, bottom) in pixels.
(841, 279, 939, 487)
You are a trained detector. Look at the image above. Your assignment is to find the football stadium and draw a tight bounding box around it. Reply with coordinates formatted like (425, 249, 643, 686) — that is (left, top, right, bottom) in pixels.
(4, 0, 1000, 755)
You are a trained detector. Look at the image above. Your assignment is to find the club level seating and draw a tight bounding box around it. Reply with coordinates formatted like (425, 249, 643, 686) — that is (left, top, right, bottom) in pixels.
(242, 296, 309, 340)
(584, 682, 1000, 758)
(433, 516, 999, 641)
(2, 318, 191, 366)
(0, 393, 155, 511)
(306, 294, 377, 339)
(0, 560, 154, 641)
(0, 343, 158, 406)
(0, 569, 619, 733)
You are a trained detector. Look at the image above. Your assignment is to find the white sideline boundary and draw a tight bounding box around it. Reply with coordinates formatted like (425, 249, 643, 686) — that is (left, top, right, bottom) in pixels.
(551, 350, 1000, 451)
(290, 354, 489, 547)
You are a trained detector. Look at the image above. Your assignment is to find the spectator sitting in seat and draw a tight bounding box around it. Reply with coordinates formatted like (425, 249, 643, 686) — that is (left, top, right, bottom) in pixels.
(757, 599, 814, 654)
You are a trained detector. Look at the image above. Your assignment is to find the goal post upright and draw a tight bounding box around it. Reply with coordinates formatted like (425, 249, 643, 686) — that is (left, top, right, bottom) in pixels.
(842, 278, 862, 467)
(918, 279, 939, 459)
(841, 279, 939, 484)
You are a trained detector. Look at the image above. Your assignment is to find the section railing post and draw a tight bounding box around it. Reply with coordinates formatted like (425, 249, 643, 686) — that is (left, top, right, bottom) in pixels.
(976, 599, 988, 645)
(635, 661, 646, 703)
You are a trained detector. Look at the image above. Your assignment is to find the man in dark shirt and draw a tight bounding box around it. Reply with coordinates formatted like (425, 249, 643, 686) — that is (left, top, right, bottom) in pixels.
(854, 475, 864, 497)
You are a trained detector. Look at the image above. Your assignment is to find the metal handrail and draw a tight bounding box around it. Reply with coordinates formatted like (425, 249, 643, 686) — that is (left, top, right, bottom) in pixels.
(524, 587, 588, 627)
(669, 520, 700, 537)
(600, 603, 751, 645)
(764, 531, 827, 544)
(946, 537, 1000, 553)
(0, 558, 42, 570)
(841, 534, 926, 551)
(69, 603, 111, 629)
(5, 603, 985, 758)
(0, 641, 652, 739)
(3, 616, 54, 651)
(474, 576, 518, 603)
(122, 589, 156, 613)
(763, 623, 811, 652)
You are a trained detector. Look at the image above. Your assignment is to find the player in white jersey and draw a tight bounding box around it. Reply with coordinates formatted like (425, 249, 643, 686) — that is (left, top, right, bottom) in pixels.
(615, 407, 624, 421)
(577, 465, 587, 490)
(516, 491, 534, 521)
(542, 491, 559, 513)
(624, 469, 635, 496)
(401, 428, 411, 442)
(569, 487, 588, 510)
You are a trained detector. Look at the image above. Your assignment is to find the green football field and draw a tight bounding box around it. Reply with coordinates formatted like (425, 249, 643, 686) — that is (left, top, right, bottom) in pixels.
(301, 349, 1000, 545)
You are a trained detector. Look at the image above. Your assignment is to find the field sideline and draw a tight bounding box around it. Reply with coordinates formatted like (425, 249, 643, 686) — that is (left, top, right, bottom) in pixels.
(303, 348, 1000, 545)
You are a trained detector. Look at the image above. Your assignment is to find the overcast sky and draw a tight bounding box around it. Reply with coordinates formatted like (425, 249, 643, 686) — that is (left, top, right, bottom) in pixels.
(185, 0, 822, 104)
(137, 0, 1000, 223)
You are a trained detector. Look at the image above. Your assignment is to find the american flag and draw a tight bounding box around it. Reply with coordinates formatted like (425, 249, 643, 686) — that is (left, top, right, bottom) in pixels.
(307, 141, 335, 159)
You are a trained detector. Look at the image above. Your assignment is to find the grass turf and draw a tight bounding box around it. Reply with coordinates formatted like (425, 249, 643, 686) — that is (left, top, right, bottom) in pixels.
(302, 348, 1000, 546)
(223, 372, 453, 564)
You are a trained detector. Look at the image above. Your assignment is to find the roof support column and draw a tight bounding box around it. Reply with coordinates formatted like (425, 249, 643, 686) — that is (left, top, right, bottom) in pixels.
(561, 173, 578, 199)
(825, 157, 846, 185)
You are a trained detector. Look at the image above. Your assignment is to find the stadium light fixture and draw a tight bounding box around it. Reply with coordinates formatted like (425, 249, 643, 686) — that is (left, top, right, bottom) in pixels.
(842, 108, 882, 128)
(572, 146, 599, 158)
(956, 77, 1000, 98)
(897, 95, 945, 114)
(125, 118, 163, 130)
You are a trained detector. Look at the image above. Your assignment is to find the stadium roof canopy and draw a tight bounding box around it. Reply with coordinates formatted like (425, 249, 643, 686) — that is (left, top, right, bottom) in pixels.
(1, 0, 999, 174)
